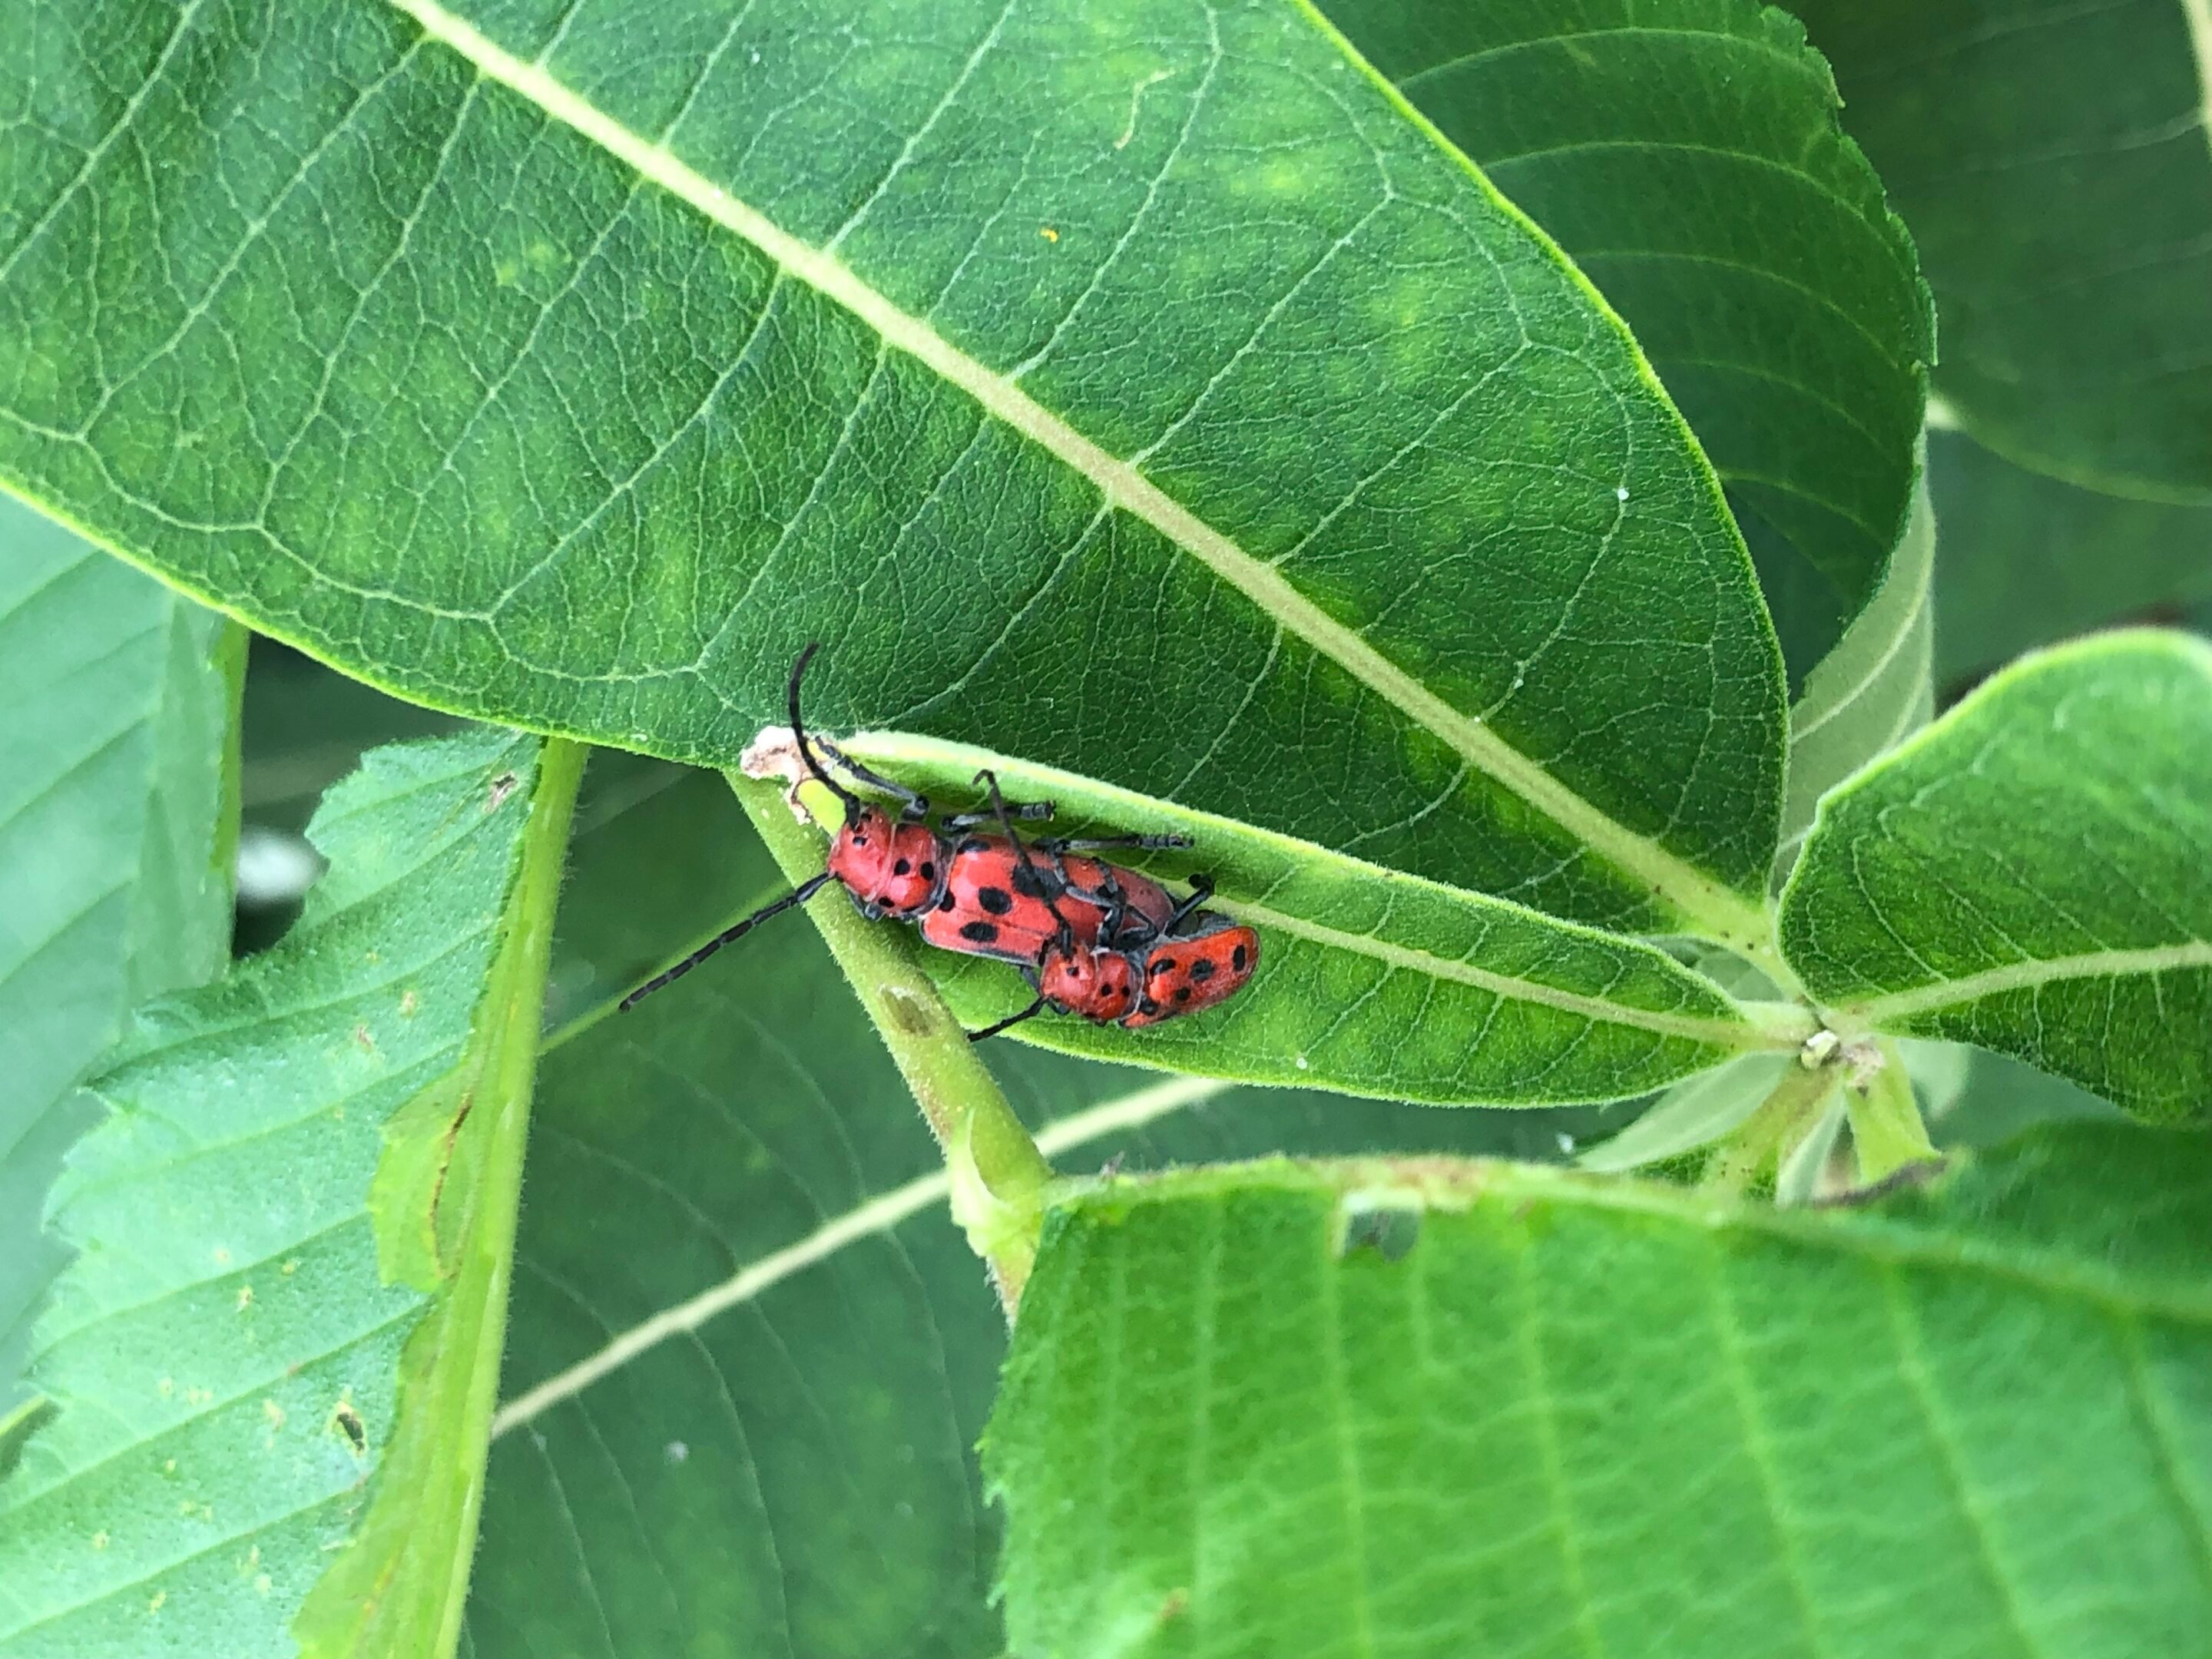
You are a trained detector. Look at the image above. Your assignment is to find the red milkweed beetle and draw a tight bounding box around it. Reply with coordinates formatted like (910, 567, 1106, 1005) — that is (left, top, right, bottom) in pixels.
(976, 910, 1260, 1037)
(618, 646, 1201, 1028)
(960, 775, 1261, 1041)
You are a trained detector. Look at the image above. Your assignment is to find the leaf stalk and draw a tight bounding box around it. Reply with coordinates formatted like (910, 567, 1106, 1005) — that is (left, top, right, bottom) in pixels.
(1844, 1038, 1939, 1184)
(729, 773, 1053, 1313)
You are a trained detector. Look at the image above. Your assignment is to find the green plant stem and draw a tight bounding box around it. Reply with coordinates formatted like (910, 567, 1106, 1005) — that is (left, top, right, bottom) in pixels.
(1707, 1058, 1839, 1195)
(729, 773, 1055, 1311)
(1846, 1038, 1939, 1183)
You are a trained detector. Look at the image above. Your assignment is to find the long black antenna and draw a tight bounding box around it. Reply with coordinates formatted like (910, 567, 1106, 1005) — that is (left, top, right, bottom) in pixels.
(788, 643, 862, 826)
(621, 873, 834, 1011)
(968, 993, 1048, 1042)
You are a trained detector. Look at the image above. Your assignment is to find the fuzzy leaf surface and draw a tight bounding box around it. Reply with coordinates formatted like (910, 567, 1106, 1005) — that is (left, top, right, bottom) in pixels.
(822, 735, 1800, 1104)
(0, 498, 237, 1416)
(1782, 631, 2212, 1121)
(0, 730, 551, 1658)
(0, 0, 1786, 942)
(1328, 0, 1933, 676)
(990, 1124, 2212, 1658)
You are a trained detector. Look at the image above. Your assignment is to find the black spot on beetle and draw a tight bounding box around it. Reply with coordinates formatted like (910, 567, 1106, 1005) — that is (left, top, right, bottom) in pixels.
(1231, 943, 1248, 971)
(978, 886, 1014, 915)
(937, 891, 957, 912)
(1174, 986, 1192, 1003)
(960, 920, 1000, 945)
(919, 861, 936, 882)
(957, 836, 988, 856)
(1151, 958, 1176, 977)
(1011, 863, 1054, 898)
(1137, 997, 1162, 1017)
(1190, 957, 1216, 981)
(893, 858, 911, 876)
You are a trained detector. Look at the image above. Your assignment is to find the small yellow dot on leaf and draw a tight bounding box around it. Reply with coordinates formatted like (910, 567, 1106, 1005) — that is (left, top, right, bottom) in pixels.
(1040, 225, 1059, 242)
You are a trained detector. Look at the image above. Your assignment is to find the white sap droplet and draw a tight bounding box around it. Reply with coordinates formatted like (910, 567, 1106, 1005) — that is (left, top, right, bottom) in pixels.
(1555, 1132, 1576, 1154)
(665, 1440, 689, 1463)
(1294, 1055, 1310, 1071)
(235, 826, 323, 906)
(1615, 486, 1630, 502)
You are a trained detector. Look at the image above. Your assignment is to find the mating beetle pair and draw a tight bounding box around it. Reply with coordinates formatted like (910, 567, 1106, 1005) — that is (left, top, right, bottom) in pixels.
(621, 645, 1258, 1038)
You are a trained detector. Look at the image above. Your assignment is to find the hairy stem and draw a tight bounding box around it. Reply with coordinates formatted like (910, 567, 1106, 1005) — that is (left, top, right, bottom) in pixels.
(729, 772, 1054, 1311)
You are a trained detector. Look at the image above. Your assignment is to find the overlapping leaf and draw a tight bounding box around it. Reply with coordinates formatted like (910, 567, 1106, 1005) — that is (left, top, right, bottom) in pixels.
(0, 731, 558, 1658)
(991, 1123, 2212, 1657)
(1790, 0, 2212, 505)
(0, 497, 237, 1416)
(1777, 477, 1932, 875)
(463, 766, 1609, 1657)
(0, 0, 1787, 944)
(1782, 631, 2212, 1121)
(1328, 0, 1933, 676)
(813, 734, 1806, 1104)
(1929, 428, 2212, 684)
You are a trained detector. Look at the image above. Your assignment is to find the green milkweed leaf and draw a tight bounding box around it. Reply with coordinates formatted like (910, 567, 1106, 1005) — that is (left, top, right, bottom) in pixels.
(1790, 0, 2212, 505)
(989, 1121, 2212, 1658)
(1326, 0, 1933, 677)
(0, 497, 239, 1417)
(0, 0, 1787, 948)
(1929, 427, 2212, 684)
(1781, 631, 2212, 1122)
(462, 763, 1607, 1657)
(803, 734, 1811, 1104)
(1777, 475, 1933, 878)
(1574, 1051, 1792, 1173)
(0, 730, 573, 1659)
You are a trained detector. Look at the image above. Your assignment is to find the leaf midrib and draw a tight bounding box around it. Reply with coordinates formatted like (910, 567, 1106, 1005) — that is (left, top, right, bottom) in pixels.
(486, 1073, 1232, 1436)
(1225, 896, 1796, 1050)
(384, 0, 1772, 951)
(839, 729, 1803, 1048)
(1846, 941, 2212, 1027)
